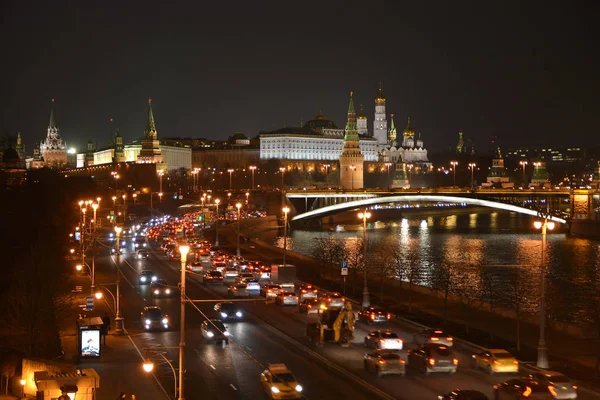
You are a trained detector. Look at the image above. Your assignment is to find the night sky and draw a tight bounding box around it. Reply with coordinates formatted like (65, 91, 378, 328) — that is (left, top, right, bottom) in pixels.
(2, 1, 598, 155)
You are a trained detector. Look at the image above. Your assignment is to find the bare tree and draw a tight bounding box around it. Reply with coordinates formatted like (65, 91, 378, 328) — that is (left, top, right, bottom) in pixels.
(452, 265, 484, 335)
(371, 242, 396, 303)
(312, 236, 344, 281)
(505, 268, 534, 352)
(479, 265, 500, 313)
(430, 263, 456, 324)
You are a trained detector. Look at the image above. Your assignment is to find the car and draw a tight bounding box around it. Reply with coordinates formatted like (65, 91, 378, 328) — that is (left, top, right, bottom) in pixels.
(494, 378, 556, 399)
(228, 284, 249, 298)
(133, 238, 147, 248)
(407, 344, 458, 375)
(139, 270, 158, 284)
(187, 260, 205, 273)
(214, 302, 244, 321)
(203, 271, 223, 285)
(413, 328, 454, 347)
(364, 330, 403, 350)
(228, 256, 245, 267)
(526, 372, 578, 399)
(136, 249, 149, 259)
(472, 349, 519, 374)
(278, 283, 295, 294)
(438, 389, 489, 400)
(295, 284, 319, 301)
(358, 306, 391, 324)
(260, 363, 303, 399)
(364, 349, 406, 377)
(275, 292, 299, 306)
(245, 278, 261, 292)
(298, 298, 326, 314)
(150, 279, 174, 298)
(140, 306, 169, 330)
(201, 319, 230, 344)
(239, 272, 256, 281)
(261, 284, 281, 299)
(323, 292, 345, 308)
(223, 268, 239, 283)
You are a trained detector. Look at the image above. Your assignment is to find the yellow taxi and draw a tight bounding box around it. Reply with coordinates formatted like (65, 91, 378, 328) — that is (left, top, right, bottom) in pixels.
(260, 363, 303, 399)
(472, 348, 519, 374)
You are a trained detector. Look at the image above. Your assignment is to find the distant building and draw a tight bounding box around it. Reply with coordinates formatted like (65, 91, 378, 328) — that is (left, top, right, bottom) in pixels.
(0, 145, 26, 189)
(39, 99, 68, 168)
(373, 82, 388, 145)
(339, 92, 364, 189)
(357, 104, 368, 136)
(137, 99, 163, 164)
(483, 146, 513, 188)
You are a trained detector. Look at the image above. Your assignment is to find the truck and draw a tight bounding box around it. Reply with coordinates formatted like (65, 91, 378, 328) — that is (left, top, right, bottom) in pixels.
(270, 264, 296, 293)
(306, 301, 356, 347)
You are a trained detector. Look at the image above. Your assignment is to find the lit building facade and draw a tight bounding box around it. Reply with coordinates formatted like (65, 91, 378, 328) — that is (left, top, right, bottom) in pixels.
(39, 99, 68, 168)
(373, 82, 387, 145)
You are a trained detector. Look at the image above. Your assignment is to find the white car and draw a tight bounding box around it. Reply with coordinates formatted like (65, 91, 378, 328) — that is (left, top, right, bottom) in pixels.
(245, 279, 261, 292)
(413, 328, 453, 347)
(275, 293, 299, 306)
(364, 330, 403, 350)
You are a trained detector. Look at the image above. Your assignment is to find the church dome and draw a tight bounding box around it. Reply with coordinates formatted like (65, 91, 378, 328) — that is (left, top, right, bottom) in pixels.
(403, 117, 415, 137)
(303, 112, 338, 130)
(2, 146, 20, 163)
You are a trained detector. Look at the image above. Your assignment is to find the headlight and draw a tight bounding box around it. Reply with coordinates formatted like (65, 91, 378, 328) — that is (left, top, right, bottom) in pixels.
(224, 331, 230, 336)
(122, 241, 126, 246)
(271, 387, 280, 394)
(295, 385, 303, 392)
(152, 276, 157, 281)
(154, 290, 159, 294)
(221, 312, 228, 318)
(206, 331, 214, 337)
(165, 289, 171, 294)
(162, 318, 168, 324)
(135, 243, 139, 247)
(145, 319, 151, 325)
(236, 311, 242, 317)
(141, 276, 147, 282)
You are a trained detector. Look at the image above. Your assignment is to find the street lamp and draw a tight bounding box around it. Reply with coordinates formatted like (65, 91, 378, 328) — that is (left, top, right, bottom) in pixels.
(282, 207, 290, 265)
(533, 214, 555, 369)
(236, 203, 242, 256)
(20, 378, 25, 398)
(349, 165, 357, 190)
(90, 203, 99, 292)
(245, 192, 249, 207)
(143, 351, 178, 399)
(81, 207, 87, 272)
(520, 160, 528, 185)
(112, 196, 117, 210)
(178, 244, 189, 400)
(468, 162, 476, 189)
(450, 161, 458, 188)
(214, 199, 220, 247)
(95, 286, 117, 311)
(249, 165, 257, 190)
(279, 167, 286, 206)
(227, 192, 232, 205)
(114, 226, 124, 334)
(407, 164, 414, 188)
(358, 209, 371, 307)
(323, 164, 331, 188)
(227, 168, 234, 190)
(384, 162, 393, 189)
(158, 170, 164, 193)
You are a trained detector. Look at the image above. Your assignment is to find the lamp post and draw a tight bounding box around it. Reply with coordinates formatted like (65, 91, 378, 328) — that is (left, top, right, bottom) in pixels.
(214, 199, 220, 247)
(245, 192, 250, 209)
(279, 167, 286, 207)
(81, 207, 87, 269)
(349, 165, 356, 190)
(323, 164, 330, 188)
(143, 350, 179, 399)
(282, 207, 290, 265)
(450, 161, 458, 188)
(91, 203, 98, 292)
(132, 193, 137, 210)
(178, 244, 190, 400)
(158, 170, 164, 193)
(236, 203, 242, 256)
(114, 226, 124, 334)
(228, 169, 234, 190)
(534, 214, 555, 369)
(227, 192, 231, 205)
(468, 162, 476, 189)
(407, 164, 414, 188)
(358, 209, 371, 307)
(249, 165, 256, 190)
(20, 379, 25, 398)
(95, 286, 117, 312)
(384, 162, 393, 189)
(520, 160, 528, 186)
(122, 194, 127, 224)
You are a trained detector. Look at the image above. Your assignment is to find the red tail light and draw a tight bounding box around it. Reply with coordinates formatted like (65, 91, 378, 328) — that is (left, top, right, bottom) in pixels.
(548, 387, 557, 397)
(452, 358, 459, 365)
(493, 360, 500, 365)
(302, 289, 307, 293)
(307, 305, 312, 308)
(430, 337, 439, 341)
(378, 359, 386, 364)
(428, 358, 435, 366)
(387, 313, 391, 319)
(370, 314, 375, 320)
(523, 386, 532, 397)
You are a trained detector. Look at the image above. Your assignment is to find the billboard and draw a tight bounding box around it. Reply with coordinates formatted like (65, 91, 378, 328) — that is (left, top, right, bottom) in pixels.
(80, 329, 101, 358)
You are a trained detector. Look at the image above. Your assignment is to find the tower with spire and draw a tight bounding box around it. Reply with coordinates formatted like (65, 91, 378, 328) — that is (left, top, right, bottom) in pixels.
(15, 132, 24, 160)
(85, 139, 97, 166)
(113, 129, 126, 163)
(357, 104, 368, 136)
(485, 146, 513, 188)
(401, 117, 415, 147)
(137, 98, 163, 164)
(456, 131, 465, 153)
(339, 92, 365, 190)
(373, 81, 388, 145)
(40, 99, 68, 168)
(388, 114, 397, 146)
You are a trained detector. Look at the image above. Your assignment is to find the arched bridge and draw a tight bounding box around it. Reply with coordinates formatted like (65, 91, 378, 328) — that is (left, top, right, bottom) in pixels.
(284, 188, 594, 224)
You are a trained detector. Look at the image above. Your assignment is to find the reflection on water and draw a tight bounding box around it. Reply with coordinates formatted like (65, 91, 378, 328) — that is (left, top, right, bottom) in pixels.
(277, 211, 600, 326)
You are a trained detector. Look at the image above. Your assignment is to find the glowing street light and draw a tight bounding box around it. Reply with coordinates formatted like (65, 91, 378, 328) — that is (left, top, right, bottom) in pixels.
(450, 161, 458, 188)
(228, 168, 234, 190)
(520, 160, 528, 185)
(236, 203, 242, 256)
(114, 226, 124, 334)
(177, 244, 189, 400)
(158, 170, 164, 193)
(76, 264, 83, 271)
(214, 198, 221, 246)
(384, 162, 393, 189)
(358, 209, 372, 307)
(143, 360, 154, 373)
(323, 164, 331, 188)
(282, 207, 290, 265)
(468, 162, 476, 189)
(249, 165, 257, 190)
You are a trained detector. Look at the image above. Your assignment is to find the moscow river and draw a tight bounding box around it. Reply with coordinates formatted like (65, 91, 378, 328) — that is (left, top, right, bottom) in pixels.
(279, 209, 600, 327)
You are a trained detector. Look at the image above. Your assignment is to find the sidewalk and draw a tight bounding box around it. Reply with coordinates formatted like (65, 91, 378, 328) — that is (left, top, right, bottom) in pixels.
(61, 275, 167, 400)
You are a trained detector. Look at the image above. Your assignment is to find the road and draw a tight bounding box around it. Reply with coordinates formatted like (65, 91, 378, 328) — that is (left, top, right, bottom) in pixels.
(93, 233, 373, 400)
(94, 229, 599, 400)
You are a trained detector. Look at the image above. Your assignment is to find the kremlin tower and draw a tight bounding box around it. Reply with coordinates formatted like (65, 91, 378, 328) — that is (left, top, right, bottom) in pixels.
(373, 82, 388, 145)
(137, 98, 163, 163)
(40, 99, 68, 168)
(357, 104, 368, 136)
(339, 92, 364, 190)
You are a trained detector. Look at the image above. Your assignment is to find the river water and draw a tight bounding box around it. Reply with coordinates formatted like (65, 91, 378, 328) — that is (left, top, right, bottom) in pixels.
(277, 210, 600, 327)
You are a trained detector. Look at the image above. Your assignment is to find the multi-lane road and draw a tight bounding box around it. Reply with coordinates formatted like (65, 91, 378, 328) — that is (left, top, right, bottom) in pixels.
(93, 229, 598, 400)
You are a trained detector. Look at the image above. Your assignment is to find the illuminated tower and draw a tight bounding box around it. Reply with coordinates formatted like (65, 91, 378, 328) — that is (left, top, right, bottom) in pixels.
(40, 98, 68, 168)
(137, 98, 163, 163)
(339, 92, 364, 190)
(357, 104, 368, 136)
(401, 117, 415, 148)
(388, 114, 397, 146)
(456, 131, 465, 153)
(373, 82, 387, 145)
(114, 129, 126, 163)
(15, 132, 24, 160)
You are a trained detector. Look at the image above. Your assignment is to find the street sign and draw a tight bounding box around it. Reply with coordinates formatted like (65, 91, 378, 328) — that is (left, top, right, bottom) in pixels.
(341, 267, 348, 276)
(85, 296, 95, 310)
(341, 261, 348, 269)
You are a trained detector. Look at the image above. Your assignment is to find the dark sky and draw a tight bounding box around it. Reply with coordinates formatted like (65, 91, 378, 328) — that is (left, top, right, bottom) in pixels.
(2, 0, 598, 154)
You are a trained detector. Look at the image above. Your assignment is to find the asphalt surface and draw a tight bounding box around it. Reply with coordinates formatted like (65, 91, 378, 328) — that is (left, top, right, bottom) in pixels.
(93, 235, 371, 400)
(93, 230, 598, 400)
